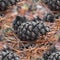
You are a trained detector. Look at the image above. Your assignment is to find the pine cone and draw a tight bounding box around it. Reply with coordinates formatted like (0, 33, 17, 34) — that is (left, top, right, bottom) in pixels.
(43, 47, 56, 60)
(42, 0, 60, 11)
(43, 46, 60, 60)
(13, 16, 50, 41)
(0, 47, 20, 60)
(0, 0, 20, 11)
(48, 52, 60, 60)
(18, 21, 50, 41)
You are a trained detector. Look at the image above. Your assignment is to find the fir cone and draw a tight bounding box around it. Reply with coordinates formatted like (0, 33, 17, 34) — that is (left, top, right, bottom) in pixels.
(0, 0, 20, 11)
(43, 46, 60, 60)
(13, 16, 50, 41)
(43, 47, 56, 60)
(0, 47, 20, 60)
(17, 21, 50, 41)
(48, 52, 60, 60)
(42, 0, 60, 11)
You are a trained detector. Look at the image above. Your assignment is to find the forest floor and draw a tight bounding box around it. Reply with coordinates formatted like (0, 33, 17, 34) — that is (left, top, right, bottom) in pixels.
(0, 1, 60, 60)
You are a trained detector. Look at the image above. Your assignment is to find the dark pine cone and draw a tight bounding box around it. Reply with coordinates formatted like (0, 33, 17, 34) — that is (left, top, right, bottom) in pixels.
(43, 47, 56, 60)
(17, 21, 50, 41)
(0, 47, 20, 60)
(42, 0, 60, 11)
(13, 16, 50, 41)
(43, 46, 60, 60)
(43, 13, 55, 23)
(48, 52, 60, 60)
(0, 0, 20, 11)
